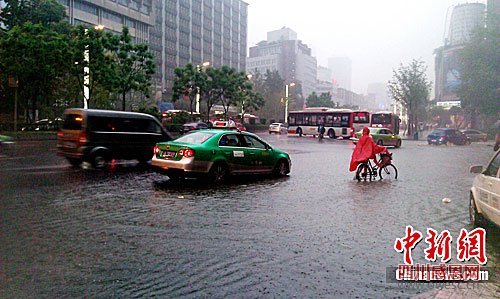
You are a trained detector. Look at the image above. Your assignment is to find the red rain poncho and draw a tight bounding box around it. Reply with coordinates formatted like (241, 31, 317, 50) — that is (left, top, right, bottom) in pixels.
(349, 127, 388, 172)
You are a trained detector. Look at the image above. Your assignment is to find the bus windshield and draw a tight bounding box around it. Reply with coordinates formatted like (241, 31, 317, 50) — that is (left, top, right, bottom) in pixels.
(371, 114, 391, 124)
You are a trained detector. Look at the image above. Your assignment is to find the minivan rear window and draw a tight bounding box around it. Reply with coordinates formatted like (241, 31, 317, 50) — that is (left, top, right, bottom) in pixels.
(63, 114, 83, 130)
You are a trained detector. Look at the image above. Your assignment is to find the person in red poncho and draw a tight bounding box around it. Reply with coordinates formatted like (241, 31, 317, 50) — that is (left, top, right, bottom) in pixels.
(349, 127, 390, 172)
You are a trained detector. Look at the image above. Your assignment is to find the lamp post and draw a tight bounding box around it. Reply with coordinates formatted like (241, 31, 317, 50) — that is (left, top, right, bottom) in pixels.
(195, 61, 210, 114)
(284, 82, 295, 123)
(83, 25, 104, 109)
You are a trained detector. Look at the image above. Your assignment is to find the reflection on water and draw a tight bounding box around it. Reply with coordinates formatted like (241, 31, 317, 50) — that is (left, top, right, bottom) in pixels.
(1, 139, 499, 298)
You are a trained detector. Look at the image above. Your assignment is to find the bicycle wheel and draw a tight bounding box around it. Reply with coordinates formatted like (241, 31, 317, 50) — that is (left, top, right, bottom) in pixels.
(355, 163, 372, 182)
(379, 164, 398, 180)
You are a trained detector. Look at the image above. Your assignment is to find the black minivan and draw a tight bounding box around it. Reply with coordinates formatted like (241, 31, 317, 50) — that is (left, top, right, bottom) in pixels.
(57, 109, 172, 168)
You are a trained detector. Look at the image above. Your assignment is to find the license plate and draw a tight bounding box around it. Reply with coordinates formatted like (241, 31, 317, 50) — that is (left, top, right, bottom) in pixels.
(162, 150, 176, 158)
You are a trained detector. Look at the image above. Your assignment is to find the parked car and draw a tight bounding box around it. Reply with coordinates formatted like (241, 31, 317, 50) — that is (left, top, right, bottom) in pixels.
(21, 118, 63, 131)
(269, 123, 288, 134)
(211, 120, 246, 131)
(427, 128, 470, 145)
(469, 149, 500, 227)
(57, 109, 172, 168)
(460, 129, 488, 142)
(235, 122, 247, 131)
(180, 122, 209, 134)
(151, 129, 291, 182)
(352, 127, 402, 148)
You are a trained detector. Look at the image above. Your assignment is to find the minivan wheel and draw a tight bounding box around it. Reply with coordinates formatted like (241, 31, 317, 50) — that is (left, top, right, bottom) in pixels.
(91, 154, 108, 169)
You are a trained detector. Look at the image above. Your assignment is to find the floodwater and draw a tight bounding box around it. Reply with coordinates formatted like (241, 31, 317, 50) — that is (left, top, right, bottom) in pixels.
(1, 136, 498, 298)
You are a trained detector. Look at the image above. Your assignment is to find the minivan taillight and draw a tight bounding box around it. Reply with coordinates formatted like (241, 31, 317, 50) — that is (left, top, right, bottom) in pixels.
(178, 148, 195, 158)
(78, 132, 88, 144)
(350, 127, 354, 136)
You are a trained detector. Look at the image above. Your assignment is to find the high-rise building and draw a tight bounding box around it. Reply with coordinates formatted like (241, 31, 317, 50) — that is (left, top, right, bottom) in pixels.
(446, 3, 486, 46)
(56, 0, 153, 42)
(152, 0, 248, 101)
(435, 3, 486, 103)
(328, 56, 351, 91)
(54, 0, 248, 103)
(247, 27, 317, 99)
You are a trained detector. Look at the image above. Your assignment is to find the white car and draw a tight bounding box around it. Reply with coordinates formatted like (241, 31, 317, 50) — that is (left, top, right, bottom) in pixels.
(269, 123, 287, 134)
(469, 149, 500, 227)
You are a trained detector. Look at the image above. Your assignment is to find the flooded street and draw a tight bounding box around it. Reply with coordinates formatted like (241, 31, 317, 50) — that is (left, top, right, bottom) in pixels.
(1, 135, 499, 298)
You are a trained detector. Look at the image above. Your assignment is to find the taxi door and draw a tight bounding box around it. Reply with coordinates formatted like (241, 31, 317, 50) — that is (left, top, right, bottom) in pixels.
(218, 133, 248, 174)
(241, 134, 272, 173)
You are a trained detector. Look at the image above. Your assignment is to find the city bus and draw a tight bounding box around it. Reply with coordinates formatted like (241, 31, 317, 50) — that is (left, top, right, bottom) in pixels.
(352, 111, 371, 133)
(370, 111, 401, 135)
(288, 108, 368, 138)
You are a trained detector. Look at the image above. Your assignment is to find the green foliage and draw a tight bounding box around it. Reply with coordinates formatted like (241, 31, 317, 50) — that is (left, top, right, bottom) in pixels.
(0, 22, 71, 121)
(172, 63, 207, 115)
(306, 92, 334, 108)
(107, 27, 155, 111)
(457, 26, 500, 128)
(388, 59, 431, 135)
(0, 0, 66, 29)
(173, 65, 264, 121)
(250, 70, 285, 121)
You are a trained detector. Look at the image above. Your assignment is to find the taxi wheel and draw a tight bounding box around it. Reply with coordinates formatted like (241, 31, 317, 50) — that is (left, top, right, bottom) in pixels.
(377, 139, 383, 146)
(273, 159, 289, 177)
(395, 140, 402, 148)
(210, 162, 228, 183)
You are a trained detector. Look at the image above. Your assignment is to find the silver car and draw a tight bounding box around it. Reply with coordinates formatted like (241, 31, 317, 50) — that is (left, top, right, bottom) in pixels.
(470, 150, 500, 227)
(269, 123, 287, 134)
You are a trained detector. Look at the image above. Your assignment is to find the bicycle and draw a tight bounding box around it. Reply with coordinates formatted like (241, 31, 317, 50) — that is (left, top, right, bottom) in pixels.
(318, 125, 325, 140)
(355, 152, 398, 182)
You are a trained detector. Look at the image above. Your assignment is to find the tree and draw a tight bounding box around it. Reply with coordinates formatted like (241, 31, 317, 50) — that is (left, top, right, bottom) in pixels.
(457, 26, 500, 129)
(0, 0, 66, 29)
(388, 59, 431, 136)
(306, 92, 334, 108)
(250, 70, 284, 122)
(107, 27, 155, 111)
(0, 22, 71, 122)
(69, 25, 117, 109)
(172, 63, 207, 117)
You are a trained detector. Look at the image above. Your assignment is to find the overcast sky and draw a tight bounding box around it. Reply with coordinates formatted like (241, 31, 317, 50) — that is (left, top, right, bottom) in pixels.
(244, 0, 484, 94)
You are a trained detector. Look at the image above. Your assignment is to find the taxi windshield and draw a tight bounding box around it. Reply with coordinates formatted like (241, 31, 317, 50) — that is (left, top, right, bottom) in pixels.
(175, 131, 215, 144)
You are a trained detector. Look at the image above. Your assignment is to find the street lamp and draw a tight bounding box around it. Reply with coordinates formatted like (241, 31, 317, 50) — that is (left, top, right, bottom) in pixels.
(195, 61, 210, 114)
(83, 25, 104, 109)
(284, 82, 295, 123)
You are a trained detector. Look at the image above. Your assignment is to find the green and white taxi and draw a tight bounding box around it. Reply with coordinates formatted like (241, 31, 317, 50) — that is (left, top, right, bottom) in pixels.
(352, 127, 402, 148)
(151, 129, 291, 182)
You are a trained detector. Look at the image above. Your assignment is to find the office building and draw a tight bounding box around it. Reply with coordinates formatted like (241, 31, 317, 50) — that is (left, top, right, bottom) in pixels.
(247, 27, 317, 99)
(55, 0, 248, 103)
(328, 56, 351, 91)
(434, 3, 486, 103)
(152, 0, 248, 100)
